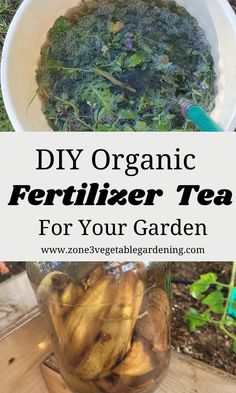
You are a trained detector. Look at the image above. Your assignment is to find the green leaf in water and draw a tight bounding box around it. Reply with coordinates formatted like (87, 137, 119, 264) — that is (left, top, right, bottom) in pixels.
(126, 52, 145, 68)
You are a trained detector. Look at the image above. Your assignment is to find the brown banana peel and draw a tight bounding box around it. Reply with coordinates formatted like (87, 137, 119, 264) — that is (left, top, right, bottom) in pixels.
(37, 272, 78, 347)
(60, 282, 84, 315)
(87, 264, 104, 287)
(131, 279, 145, 330)
(38, 264, 170, 393)
(37, 271, 72, 310)
(95, 374, 135, 393)
(136, 288, 170, 352)
(75, 270, 137, 379)
(64, 275, 116, 367)
(114, 337, 156, 376)
(61, 369, 101, 393)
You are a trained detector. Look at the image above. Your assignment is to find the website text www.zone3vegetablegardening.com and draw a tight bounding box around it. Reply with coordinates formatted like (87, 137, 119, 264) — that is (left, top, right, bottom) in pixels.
(40, 245, 205, 257)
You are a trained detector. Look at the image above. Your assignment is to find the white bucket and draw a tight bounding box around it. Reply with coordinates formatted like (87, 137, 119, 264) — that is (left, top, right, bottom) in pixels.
(1, 0, 236, 131)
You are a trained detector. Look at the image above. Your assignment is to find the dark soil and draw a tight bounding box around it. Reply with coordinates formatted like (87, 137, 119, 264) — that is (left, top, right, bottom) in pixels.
(171, 262, 236, 376)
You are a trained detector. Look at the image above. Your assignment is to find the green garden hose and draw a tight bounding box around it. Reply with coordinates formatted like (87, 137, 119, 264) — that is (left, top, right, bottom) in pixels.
(179, 97, 222, 132)
(228, 288, 236, 318)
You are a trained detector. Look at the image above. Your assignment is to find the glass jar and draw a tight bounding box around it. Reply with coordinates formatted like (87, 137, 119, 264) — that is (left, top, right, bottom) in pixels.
(27, 262, 171, 393)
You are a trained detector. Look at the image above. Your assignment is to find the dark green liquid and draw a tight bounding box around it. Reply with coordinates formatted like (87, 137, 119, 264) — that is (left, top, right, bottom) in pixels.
(37, 0, 216, 131)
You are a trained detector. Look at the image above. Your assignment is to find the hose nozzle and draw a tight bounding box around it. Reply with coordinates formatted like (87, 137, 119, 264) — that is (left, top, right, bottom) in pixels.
(179, 96, 222, 132)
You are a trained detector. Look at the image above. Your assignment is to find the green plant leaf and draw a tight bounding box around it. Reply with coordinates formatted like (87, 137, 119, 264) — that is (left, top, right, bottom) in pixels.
(134, 121, 148, 131)
(225, 316, 236, 328)
(81, 81, 113, 116)
(184, 308, 210, 331)
(202, 291, 225, 314)
(189, 273, 218, 299)
(233, 340, 236, 354)
(123, 125, 134, 131)
(118, 109, 138, 120)
(126, 52, 145, 68)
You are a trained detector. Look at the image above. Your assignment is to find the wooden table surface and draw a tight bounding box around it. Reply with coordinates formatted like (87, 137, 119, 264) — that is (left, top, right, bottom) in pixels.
(0, 314, 51, 393)
(41, 351, 236, 393)
(1, 313, 235, 393)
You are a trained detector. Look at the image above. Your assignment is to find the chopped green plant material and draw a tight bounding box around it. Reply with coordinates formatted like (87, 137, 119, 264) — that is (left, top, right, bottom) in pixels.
(184, 263, 236, 354)
(36, 0, 216, 131)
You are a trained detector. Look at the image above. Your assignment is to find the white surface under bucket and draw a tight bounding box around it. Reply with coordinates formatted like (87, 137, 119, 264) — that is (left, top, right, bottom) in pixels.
(1, 0, 236, 131)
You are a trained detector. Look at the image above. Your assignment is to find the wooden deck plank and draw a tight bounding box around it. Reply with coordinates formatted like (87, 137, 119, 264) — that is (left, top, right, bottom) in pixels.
(41, 364, 68, 393)
(0, 314, 51, 393)
(159, 352, 236, 393)
(1, 312, 235, 393)
(41, 351, 236, 393)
